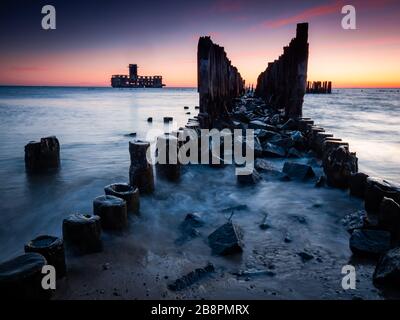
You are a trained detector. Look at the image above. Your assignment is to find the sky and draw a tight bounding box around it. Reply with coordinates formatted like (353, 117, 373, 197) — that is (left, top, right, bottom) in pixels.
(0, 0, 399, 88)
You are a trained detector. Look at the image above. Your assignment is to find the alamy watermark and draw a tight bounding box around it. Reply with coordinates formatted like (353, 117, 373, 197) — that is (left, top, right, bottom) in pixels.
(144, 127, 255, 176)
(341, 5, 357, 30)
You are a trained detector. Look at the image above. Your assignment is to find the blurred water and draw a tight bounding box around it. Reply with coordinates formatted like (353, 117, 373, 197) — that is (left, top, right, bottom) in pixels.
(0, 87, 398, 299)
(303, 88, 400, 181)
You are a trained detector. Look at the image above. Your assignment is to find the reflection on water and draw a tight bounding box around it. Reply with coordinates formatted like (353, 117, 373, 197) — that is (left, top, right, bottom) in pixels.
(0, 87, 399, 298)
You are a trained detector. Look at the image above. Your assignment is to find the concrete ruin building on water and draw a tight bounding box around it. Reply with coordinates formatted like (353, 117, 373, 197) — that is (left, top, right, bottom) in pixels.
(111, 64, 165, 88)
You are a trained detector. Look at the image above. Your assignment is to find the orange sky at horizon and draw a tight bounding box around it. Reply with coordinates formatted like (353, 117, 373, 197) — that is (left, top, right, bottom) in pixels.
(1, 1, 399, 88)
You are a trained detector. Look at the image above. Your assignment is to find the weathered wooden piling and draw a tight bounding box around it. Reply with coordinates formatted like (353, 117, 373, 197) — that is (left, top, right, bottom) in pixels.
(62, 213, 102, 255)
(0, 253, 52, 299)
(156, 134, 180, 181)
(197, 36, 245, 129)
(104, 183, 140, 214)
(93, 195, 128, 231)
(24, 235, 66, 278)
(255, 23, 309, 118)
(25, 136, 60, 173)
(129, 140, 154, 194)
(306, 81, 332, 94)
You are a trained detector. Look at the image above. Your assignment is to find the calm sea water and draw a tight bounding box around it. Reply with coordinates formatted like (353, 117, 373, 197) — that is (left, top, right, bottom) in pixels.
(0, 87, 399, 299)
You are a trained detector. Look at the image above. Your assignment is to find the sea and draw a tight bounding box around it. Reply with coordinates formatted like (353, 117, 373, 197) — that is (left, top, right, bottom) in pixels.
(0, 86, 399, 298)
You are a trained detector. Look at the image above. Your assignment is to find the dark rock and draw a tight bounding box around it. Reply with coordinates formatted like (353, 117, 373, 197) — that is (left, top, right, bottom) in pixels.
(298, 251, 314, 262)
(281, 118, 297, 130)
(24, 235, 66, 278)
(349, 172, 369, 198)
(378, 197, 400, 237)
(365, 177, 400, 214)
(282, 162, 315, 180)
(315, 176, 326, 188)
(195, 106, 200, 110)
(287, 147, 302, 158)
(220, 205, 248, 213)
(25, 136, 60, 173)
(168, 263, 215, 291)
(237, 168, 262, 185)
(263, 142, 286, 157)
(270, 114, 281, 125)
(255, 159, 289, 181)
(0, 253, 52, 300)
(147, 117, 153, 122)
(255, 129, 281, 142)
(349, 229, 391, 257)
(93, 195, 128, 231)
(186, 112, 191, 115)
(176, 213, 205, 245)
(248, 120, 267, 130)
(104, 183, 140, 214)
(124, 132, 137, 137)
(342, 210, 367, 234)
(323, 146, 358, 188)
(272, 138, 295, 149)
(373, 247, 400, 287)
(208, 222, 243, 256)
(62, 213, 102, 255)
(184, 106, 189, 110)
(163, 117, 173, 122)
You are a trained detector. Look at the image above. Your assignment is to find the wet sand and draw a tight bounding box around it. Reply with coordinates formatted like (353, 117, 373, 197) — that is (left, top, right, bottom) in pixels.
(54, 165, 395, 300)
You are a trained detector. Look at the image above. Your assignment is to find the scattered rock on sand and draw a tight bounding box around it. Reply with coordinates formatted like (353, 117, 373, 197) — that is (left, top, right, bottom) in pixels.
(298, 251, 314, 262)
(168, 263, 215, 291)
(208, 222, 243, 256)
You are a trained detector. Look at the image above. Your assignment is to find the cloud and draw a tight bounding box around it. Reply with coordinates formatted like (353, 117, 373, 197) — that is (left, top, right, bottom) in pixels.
(257, 0, 396, 29)
(261, 1, 344, 29)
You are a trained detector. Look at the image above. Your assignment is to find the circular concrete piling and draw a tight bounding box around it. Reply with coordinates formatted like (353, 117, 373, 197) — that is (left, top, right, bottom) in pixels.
(62, 213, 102, 255)
(129, 140, 154, 194)
(93, 195, 128, 231)
(104, 183, 140, 214)
(0, 253, 52, 300)
(24, 235, 66, 278)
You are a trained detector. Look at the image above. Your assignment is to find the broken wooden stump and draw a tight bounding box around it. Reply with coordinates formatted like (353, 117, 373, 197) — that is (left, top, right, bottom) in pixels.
(349, 172, 369, 198)
(129, 140, 154, 194)
(323, 145, 358, 188)
(93, 195, 128, 231)
(197, 36, 245, 128)
(104, 183, 140, 214)
(365, 177, 400, 214)
(0, 253, 51, 300)
(62, 213, 102, 255)
(255, 23, 309, 118)
(24, 235, 66, 278)
(24, 136, 60, 173)
(155, 134, 180, 181)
